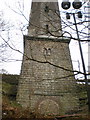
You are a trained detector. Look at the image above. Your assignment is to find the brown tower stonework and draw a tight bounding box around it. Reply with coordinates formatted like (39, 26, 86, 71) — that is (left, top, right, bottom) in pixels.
(17, 0, 79, 116)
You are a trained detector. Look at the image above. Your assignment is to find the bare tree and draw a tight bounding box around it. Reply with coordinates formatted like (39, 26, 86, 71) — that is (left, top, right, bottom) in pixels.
(0, 1, 89, 77)
(1, 0, 90, 114)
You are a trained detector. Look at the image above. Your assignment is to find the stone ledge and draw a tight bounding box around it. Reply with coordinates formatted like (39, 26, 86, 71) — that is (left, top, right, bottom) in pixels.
(24, 35, 70, 43)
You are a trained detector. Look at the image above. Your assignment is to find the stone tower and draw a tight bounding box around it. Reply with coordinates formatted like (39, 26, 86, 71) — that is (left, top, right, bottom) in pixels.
(17, 0, 78, 116)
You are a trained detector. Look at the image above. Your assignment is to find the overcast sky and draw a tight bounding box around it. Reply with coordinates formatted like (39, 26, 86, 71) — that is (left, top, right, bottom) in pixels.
(0, 0, 88, 79)
(0, 0, 31, 74)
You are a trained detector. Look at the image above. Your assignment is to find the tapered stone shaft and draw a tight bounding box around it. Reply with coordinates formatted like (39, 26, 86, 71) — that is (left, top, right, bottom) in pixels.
(17, 0, 79, 116)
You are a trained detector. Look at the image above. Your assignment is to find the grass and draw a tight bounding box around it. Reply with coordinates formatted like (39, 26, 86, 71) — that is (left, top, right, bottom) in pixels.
(2, 94, 89, 119)
(2, 74, 90, 119)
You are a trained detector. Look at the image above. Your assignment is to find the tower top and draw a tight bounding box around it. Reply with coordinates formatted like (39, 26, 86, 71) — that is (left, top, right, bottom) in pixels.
(28, 1, 62, 37)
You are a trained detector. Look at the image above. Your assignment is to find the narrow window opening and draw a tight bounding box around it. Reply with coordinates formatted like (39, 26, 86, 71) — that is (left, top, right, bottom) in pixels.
(44, 6, 49, 13)
(43, 48, 47, 56)
(47, 48, 51, 56)
(43, 48, 51, 56)
(46, 24, 49, 34)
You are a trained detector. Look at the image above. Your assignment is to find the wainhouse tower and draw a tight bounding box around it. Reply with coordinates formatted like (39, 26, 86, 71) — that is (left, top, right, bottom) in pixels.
(17, 0, 79, 116)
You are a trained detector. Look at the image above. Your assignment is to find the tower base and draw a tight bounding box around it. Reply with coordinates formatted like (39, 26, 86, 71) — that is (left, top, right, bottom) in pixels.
(17, 36, 79, 117)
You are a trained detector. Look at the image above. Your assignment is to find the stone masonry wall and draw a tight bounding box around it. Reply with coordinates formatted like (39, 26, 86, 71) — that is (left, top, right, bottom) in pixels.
(16, 36, 79, 116)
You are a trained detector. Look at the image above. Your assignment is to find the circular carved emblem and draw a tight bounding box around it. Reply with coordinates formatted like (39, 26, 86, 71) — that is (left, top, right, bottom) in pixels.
(38, 99, 59, 116)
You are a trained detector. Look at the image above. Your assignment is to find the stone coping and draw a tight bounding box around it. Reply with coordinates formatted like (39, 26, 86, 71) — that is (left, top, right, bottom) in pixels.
(24, 35, 70, 43)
